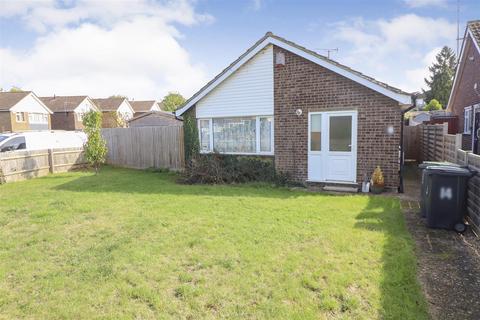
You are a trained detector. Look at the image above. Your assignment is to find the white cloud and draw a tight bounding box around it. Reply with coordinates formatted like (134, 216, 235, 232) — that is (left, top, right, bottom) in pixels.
(249, 0, 264, 11)
(405, 47, 442, 91)
(0, 0, 212, 99)
(403, 0, 448, 8)
(330, 14, 456, 92)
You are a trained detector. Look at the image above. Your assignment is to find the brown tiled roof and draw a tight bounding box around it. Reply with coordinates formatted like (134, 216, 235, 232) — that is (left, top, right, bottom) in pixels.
(129, 100, 156, 112)
(0, 91, 31, 111)
(467, 20, 480, 49)
(128, 110, 178, 122)
(40, 96, 88, 112)
(92, 97, 126, 111)
(177, 32, 411, 115)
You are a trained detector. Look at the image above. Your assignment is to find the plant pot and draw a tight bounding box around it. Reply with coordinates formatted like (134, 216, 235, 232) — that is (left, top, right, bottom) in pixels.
(370, 184, 384, 194)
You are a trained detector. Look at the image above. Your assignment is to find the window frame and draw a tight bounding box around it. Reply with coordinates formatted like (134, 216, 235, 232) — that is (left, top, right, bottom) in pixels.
(198, 116, 274, 155)
(464, 106, 473, 134)
(15, 112, 25, 123)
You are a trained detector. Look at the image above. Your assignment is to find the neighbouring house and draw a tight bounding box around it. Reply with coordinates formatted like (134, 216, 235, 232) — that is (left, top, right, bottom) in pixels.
(92, 97, 135, 128)
(128, 111, 182, 127)
(447, 20, 480, 153)
(129, 100, 162, 117)
(176, 32, 413, 190)
(40, 96, 99, 130)
(408, 111, 431, 126)
(0, 91, 52, 132)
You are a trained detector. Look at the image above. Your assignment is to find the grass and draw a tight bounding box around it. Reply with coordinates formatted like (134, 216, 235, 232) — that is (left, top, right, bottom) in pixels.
(0, 167, 427, 319)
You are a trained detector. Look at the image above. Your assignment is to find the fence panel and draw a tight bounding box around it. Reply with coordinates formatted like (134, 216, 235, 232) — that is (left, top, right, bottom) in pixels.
(102, 126, 184, 171)
(403, 126, 420, 160)
(0, 147, 85, 183)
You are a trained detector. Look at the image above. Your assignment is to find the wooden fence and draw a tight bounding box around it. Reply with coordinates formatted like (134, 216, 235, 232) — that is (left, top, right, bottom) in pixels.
(416, 123, 480, 234)
(102, 126, 184, 170)
(0, 147, 86, 183)
(404, 125, 421, 160)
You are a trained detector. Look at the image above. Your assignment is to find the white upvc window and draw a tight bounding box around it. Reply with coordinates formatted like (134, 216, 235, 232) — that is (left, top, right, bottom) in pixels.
(76, 112, 85, 122)
(28, 113, 48, 124)
(464, 106, 473, 134)
(198, 116, 274, 155)
(15, 112, 25, 122)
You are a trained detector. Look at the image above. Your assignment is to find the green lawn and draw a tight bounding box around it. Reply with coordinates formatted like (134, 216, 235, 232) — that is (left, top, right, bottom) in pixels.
(0, 167, 427, 319)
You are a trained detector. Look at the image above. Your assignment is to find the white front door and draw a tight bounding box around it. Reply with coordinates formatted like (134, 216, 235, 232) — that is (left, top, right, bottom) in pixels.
(308, 111, 357, 183)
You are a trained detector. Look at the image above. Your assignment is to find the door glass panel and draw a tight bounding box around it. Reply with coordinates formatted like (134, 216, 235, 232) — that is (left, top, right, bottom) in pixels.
(310, 114, 321, 151)
(329, 116, 352, 151)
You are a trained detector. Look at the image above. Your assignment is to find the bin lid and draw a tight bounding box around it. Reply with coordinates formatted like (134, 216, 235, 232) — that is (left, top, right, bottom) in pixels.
(418, 161, 464, 169)
(424, 165, 474, 177)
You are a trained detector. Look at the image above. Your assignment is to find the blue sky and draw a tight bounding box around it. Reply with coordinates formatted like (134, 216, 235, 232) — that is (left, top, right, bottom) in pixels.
(0, 0, 479, 100)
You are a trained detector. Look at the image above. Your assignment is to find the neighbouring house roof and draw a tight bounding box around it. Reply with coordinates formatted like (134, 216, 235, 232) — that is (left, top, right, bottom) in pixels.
(446, 20, 480, 111)
(0, 91, 52, 113)
(40, 96, 89, 112)
(129, 100, 158, 112)
(176, 32, 412, 116)
(93, 97, 128, 112)
(0, 91, 32, 111)
(128, 110, 179, 122)
(468, 20, 480, 50)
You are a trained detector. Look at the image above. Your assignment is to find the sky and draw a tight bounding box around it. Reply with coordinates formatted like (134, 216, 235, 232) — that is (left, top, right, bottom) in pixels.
(0, 0, 479, 101)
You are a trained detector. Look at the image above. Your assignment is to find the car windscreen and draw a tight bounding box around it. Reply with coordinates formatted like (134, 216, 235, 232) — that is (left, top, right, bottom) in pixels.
(0, 135, 10, 143)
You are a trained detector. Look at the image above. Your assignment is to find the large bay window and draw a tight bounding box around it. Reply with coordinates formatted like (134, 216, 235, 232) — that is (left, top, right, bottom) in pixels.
(28, 113, 48, 124)
(199, 116, 274, 154)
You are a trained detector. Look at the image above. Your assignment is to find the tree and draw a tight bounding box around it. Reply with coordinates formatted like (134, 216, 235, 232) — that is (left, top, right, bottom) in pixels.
(423, 46, 456, 108)
(162, 92, 185, 112)
(424, 99, 442, 111)
(109, 94, 128, 99)
(82, 111, 107, 174)
(9, 86, 23, 92)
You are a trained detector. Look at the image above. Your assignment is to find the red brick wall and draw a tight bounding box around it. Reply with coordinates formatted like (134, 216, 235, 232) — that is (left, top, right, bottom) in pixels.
(273, 46, 402, 188)
(51, 112, 76, 130)
(448, 35, 480, 146)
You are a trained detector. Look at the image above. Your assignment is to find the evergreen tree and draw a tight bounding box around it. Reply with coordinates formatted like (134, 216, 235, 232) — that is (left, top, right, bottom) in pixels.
(423, 46, 456, 108)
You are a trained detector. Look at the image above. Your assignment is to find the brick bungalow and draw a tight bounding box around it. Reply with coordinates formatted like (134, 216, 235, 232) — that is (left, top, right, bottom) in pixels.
(129, 100, 162, 117)
(92, 97, 135, 128)
(446, 20, 480, 153)
(176, 32, 414, 190)
(40, 95, 99, 130)
(0, 91, 52, 132)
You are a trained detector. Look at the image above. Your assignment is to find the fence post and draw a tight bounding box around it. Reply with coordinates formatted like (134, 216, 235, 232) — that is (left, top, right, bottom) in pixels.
(48, 149, 55, 173)
(454, 134, 462, 162)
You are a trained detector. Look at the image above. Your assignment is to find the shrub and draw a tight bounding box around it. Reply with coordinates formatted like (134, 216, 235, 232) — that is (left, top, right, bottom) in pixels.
(424, 99, 442, 111)
(181, 153, 291, 186)
(83, 111, 107, 174)
(371, 166, 384, 187)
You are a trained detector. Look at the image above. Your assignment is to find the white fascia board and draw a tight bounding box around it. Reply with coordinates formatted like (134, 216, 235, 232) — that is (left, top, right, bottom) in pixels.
(177, 36, 412, 116)
(446, 29, 470, 111)
(176, 38, 272, 116)
(267, 38, 412, 105)
(30, 92, 53, 114)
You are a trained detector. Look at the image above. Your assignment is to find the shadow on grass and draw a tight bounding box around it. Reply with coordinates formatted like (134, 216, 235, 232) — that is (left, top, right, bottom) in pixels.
(355, 196, 427, 319)
(52, 166, 343, 199)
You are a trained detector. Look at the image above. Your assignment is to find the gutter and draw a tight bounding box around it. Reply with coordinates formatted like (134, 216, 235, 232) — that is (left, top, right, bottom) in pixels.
(398, 94, 418, 193)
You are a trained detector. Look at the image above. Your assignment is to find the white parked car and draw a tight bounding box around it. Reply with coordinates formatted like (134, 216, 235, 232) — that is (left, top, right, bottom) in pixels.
(0, 131, 87, 153)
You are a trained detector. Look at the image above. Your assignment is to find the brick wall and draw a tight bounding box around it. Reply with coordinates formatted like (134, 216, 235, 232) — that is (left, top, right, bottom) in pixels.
(11, 112, 30, 131)
(273, 46, 402, 188)
(51, 112, 76, 130)
(0, 112, 12, 132)
(448, 35, 480, 137)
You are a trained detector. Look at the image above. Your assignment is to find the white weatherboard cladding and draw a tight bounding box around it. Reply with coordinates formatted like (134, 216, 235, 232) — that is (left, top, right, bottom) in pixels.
(196, 45, 273, 118)
(74, 98, 96, 114)
(117, 101, 134, 119)
(10, 94, 50, 114)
